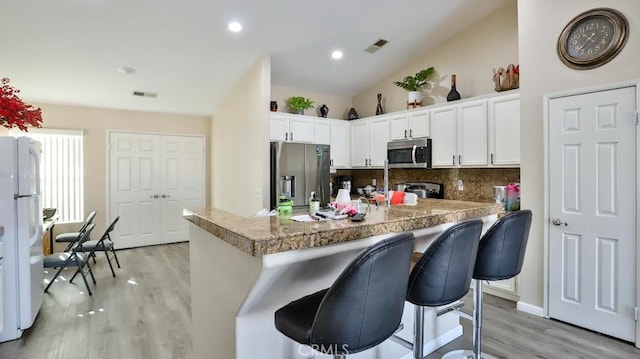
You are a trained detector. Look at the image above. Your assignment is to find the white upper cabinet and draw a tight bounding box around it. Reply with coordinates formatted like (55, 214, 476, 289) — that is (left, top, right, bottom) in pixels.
(457, 100, 488, 166)
(314, 120, 330, 145)
(350, 119, 369, 167)
(269, 113, 314, 143)
(350, 116, 390, 168)
(431, 106, 458, 167)
(431, 100, 488, 167)
(329, 120, 350, 168)
(488, 93, 520, 166)
(389, 109, 430, 141)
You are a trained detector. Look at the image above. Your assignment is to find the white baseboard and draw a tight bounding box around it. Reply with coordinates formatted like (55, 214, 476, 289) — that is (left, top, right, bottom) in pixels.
(516, 301, 544, 317)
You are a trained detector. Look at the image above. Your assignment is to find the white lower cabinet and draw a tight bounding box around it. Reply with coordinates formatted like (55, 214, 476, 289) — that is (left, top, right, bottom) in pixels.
(350, 116, 390, 168)
(483, 277, 519, 302)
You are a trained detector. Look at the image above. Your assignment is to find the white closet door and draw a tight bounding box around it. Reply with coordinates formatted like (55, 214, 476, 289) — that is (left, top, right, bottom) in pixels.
(110, 132, 204, 248)
(159, 135, 205, 244)
(110, 132, 161, 248)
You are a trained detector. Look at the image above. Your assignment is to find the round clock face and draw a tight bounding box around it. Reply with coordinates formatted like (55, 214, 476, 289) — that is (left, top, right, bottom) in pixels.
(557, 8, 628, 69)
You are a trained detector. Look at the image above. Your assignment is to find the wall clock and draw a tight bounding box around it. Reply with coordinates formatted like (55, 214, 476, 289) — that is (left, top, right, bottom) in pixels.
(557, 8, 628, 70)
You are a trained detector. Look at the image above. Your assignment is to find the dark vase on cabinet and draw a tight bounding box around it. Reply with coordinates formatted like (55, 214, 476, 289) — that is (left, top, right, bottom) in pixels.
(270, 101, 278, 112)
(446, 74, 461, 102)
(319, 104, 329, 118)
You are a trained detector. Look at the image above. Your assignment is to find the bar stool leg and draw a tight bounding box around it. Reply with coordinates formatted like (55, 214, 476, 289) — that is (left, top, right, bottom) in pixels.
(413, 305, 425, 359)
(441, 280, 498, 359)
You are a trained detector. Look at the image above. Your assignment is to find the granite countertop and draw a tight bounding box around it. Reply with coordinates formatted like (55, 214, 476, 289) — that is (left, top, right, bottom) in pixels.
(184, 199, 504, 257)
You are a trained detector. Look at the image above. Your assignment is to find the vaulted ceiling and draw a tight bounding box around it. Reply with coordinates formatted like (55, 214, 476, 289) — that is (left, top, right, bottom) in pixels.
(3, 0, 511, 116)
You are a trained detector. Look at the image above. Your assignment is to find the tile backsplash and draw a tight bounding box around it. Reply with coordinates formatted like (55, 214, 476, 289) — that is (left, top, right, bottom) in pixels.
(332, 168, 520, 203)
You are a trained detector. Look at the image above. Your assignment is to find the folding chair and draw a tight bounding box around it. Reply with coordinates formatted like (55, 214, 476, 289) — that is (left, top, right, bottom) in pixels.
(79, 217, 121, 277)
(44, 223, 97, 295)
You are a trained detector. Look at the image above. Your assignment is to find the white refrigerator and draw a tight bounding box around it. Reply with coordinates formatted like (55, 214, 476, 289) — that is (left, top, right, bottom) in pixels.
(0, 137, 44, 343)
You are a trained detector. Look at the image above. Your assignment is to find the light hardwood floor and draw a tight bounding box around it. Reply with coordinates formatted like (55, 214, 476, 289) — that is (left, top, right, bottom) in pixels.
(1, 242, 638, 359)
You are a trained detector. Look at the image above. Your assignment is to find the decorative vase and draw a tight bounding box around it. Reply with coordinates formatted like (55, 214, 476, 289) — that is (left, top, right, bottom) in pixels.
(446, 74, 461, 101)
(376, 93, 384, 115)
(347, 108, 359, 120)
(319, 104, 329, 118)
(407, 91, 422, 104)
(295, 109, 304, 115)
(270, 101, 278, 112)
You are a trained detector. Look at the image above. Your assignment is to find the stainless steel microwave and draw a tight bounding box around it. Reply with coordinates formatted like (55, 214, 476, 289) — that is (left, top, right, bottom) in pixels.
(387, 138, 432, 168)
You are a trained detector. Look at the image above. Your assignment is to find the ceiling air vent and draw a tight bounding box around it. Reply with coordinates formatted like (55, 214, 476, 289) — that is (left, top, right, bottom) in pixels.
(132, 90, 158, 98)
(364, 39, 389, 54)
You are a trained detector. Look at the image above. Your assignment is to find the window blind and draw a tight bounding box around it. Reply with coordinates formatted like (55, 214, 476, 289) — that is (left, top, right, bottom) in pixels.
(10, 128, 84, 223)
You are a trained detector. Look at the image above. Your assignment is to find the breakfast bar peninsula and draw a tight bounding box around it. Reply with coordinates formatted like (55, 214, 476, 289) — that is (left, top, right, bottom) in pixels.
(185, 199, 503, 359)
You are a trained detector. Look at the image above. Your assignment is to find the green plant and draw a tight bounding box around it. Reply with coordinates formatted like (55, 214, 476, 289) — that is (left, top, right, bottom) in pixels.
(393, 67, 436, 91)
(289, 96, 314, 111)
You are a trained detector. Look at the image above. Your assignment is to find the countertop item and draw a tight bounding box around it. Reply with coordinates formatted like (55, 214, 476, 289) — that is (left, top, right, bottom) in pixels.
(183, 199, 503, 256)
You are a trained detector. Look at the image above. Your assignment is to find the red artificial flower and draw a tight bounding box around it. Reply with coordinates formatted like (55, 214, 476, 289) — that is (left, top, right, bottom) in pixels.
(0, 77, 43, 131)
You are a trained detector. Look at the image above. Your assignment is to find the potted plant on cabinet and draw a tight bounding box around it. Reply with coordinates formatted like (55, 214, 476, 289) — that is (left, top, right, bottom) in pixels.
(289, 96, 314, 115)
(393, 67, 435, 105)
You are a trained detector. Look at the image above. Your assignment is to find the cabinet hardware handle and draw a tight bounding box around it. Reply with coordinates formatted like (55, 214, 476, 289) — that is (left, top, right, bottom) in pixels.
(285, 132, 288, 141)
(291, 132, 294, 141)
(404, 129, 407, 138)
(459, 155, 462, 164)
(409, 129, 413, 138)
(491, 153, 494, 164)
(452, 155, 455, 165)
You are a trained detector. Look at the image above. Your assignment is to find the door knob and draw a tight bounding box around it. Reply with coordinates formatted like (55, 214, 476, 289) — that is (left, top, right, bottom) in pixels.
(150, 194, 159, 198)
(161, 194, 171, 198)
(552, 218, 567, 226)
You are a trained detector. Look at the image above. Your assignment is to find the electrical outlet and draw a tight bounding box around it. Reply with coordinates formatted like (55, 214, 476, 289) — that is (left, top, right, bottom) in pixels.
(457, 179, 464, 191)
(372, 178, 377, 187)
(256, 189, 262, 199)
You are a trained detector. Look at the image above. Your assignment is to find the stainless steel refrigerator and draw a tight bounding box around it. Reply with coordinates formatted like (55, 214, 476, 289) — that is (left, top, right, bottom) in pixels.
(270, 142, 330, 209)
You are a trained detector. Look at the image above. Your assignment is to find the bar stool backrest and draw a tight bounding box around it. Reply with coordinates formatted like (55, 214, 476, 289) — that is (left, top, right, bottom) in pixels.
(473, 210, 532, 281)
(310, 232, 415, 353)
(407, 219, 483, 307)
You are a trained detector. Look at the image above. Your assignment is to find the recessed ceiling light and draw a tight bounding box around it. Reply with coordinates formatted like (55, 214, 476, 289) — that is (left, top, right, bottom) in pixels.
(331, 50, 343, 60)
(228, 22, 242, 32)
(118, 66, 136, 74)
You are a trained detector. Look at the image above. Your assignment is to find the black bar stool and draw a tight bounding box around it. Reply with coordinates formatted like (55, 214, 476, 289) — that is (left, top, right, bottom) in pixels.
(404, 219, 484, 359)
(274, 232, 415, 358)
(442, 210, 532, 359)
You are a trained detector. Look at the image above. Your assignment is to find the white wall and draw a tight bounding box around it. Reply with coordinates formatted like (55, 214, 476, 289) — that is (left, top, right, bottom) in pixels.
(518, 0, 640, 309)
(212, 56, 271, 216)
(353, 2, 519, 117)
(270, 84, 353, 120)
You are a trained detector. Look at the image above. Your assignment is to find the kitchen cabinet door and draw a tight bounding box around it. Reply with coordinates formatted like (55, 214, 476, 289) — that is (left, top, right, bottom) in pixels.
(457, 100, 488, 166)
(390, 114, 409, 141)
(408, 109, 430, 138)
(368, 116, 390, 167)
(330, 120, 350, 168)
(269, 114, 289, 141)
(350, 120, 369, 167)
(288, 116, 314, 143)
(489, 93, 520, 166)
(431, 106, 457, 167)
(314, 120, 330, 145)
